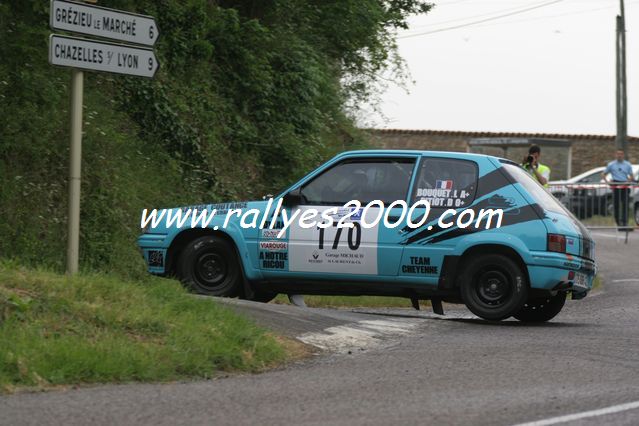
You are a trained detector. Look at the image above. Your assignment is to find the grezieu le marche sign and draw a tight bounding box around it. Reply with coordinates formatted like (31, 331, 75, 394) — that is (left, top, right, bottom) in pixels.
(49, 34, 159, 78)
(50, 0, 159, 47)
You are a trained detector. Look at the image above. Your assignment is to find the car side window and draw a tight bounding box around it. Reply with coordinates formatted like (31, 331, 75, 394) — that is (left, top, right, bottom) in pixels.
(580, 172, 602, 183)
(301, 158, 416, 205)
(411, 158, 478, 209)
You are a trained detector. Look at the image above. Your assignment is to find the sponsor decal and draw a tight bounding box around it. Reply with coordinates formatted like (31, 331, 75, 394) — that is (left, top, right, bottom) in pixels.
(259, 241, 288, 251)
(401, 256, 438, 275)
(308, 250, 323, 264)
(261, 229, 284, 239)
(147, 250, 164, 267)
(324, 251, 364, 266)
(329, 207, 362, 221)
(259, 251, 287, 269)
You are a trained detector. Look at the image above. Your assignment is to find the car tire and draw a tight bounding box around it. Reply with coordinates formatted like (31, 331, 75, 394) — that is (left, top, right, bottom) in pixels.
(634, 203, 639, 226)
(513, 292, 566, 323)
(459, 254, 528, 321)
(177, 236, 241, 297)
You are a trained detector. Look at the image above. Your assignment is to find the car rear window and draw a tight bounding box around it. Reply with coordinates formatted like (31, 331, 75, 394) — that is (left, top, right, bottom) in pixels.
(411, 157, 478, 209)
(501, 162, 568, 214)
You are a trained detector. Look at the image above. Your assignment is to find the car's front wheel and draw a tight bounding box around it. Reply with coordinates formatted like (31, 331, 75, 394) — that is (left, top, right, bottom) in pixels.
(459, 254, 528, 321)
(177, 236, 242, 297)
(513, 292, 566, 323)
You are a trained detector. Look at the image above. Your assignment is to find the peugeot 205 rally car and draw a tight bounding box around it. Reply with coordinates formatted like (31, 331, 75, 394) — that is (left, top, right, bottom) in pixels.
(138, 150, 596, 322)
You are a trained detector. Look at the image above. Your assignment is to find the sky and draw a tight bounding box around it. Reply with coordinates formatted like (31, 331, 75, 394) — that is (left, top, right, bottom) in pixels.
(366, 0, 639, 136)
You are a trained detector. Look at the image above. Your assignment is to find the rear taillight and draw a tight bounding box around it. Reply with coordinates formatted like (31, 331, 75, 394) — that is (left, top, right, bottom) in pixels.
(548, 234, 566, 253)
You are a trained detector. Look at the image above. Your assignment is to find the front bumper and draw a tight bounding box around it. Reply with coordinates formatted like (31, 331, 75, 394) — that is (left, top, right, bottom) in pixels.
(138, 233, 169, 274)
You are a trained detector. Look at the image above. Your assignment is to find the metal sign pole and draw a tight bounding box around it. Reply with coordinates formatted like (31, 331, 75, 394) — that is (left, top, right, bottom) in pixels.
(66, 68, 84, 274)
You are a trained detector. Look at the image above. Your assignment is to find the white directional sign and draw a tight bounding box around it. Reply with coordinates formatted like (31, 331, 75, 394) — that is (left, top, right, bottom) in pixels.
(49, 34, 159, 78)
(50, 0, 159, 47)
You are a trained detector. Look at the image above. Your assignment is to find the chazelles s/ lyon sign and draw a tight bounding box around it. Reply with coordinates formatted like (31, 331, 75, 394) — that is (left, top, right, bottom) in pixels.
(49, 34, 159, 78)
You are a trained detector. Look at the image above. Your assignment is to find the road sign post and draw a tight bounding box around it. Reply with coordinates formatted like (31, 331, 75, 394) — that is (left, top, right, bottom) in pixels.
(49, 0, 159, 274)
(67, 68, 83, 274)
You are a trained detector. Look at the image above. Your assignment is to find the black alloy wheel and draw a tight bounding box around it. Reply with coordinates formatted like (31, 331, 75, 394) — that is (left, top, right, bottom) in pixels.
(177, 236, 241, 297)
(460, 254, 528, 321)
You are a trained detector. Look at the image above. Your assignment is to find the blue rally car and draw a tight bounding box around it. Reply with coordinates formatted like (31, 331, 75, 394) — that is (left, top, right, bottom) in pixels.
(138, 150, 596, 322)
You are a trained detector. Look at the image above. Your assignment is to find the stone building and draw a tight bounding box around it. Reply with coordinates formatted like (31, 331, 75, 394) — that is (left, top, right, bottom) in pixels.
(367, 129, 639, 180)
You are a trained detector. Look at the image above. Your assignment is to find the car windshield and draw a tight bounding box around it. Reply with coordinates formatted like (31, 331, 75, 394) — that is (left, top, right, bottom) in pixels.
(501, 162, 569, 215)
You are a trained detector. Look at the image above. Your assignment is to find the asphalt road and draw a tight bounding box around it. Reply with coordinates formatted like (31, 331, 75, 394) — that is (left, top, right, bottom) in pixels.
(2, 230, 639, 426)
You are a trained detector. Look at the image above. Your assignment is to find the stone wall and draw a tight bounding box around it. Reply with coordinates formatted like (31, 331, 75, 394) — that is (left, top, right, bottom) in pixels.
(368, 129, 639, 179)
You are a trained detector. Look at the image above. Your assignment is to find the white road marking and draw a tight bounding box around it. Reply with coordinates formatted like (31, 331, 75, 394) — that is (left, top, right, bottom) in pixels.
(297, 319, 419, 353)
(612, 279, 639, 283)
(513, 400, 639, 426)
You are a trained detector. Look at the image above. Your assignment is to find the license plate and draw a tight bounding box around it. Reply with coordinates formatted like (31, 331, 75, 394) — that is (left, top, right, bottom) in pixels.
(573, 272, 589, 290)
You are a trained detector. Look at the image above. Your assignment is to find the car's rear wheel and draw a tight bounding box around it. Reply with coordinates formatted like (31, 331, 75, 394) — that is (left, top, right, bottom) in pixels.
(459, 254, 528, 321)
(177, 236, 241, 297)
(513, 292, 566, 323)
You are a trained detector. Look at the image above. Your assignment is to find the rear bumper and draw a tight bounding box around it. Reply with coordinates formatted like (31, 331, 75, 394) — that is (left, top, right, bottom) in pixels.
(527, 251, 596, 298)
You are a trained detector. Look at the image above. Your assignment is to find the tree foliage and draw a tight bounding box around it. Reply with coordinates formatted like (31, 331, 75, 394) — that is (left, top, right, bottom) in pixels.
(0, 0, 431, 273)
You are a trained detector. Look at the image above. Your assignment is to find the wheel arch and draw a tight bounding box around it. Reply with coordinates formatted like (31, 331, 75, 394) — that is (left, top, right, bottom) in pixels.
(454, 244, 531, 289)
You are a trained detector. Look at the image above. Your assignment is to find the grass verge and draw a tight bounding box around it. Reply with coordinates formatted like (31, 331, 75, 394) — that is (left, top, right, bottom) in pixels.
(582, 215, 637, 228)
(0, 261, 290, 393)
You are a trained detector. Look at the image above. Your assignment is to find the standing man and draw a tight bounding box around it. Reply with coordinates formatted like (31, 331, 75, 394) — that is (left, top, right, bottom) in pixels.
(522, 145, 550, 187)
(602, 149, 634, 229)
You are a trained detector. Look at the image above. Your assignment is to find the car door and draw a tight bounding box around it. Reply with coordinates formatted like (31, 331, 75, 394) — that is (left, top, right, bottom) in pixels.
(398, 156, 479, 285)
(259, 156, 418, 280)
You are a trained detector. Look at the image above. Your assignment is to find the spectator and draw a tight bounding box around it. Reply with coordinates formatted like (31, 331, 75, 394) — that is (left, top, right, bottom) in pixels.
(522, 145, 550, 187)
(602, 149, 634, 229)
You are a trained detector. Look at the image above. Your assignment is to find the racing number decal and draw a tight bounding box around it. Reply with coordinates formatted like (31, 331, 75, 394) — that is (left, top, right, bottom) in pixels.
(318, 222, 361, 250)
(288, 207, 378, 275)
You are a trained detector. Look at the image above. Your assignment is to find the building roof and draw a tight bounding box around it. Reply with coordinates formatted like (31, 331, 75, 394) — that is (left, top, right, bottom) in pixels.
(366, 128, 639, 142)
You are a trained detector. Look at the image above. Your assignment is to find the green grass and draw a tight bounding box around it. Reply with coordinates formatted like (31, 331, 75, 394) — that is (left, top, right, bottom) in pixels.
(581, 214, 638, 228)
(0, 261, 289, 393)
(273, 294, 418, 308)
(581, 215, 619, 227)
(592, 275, 603, 291)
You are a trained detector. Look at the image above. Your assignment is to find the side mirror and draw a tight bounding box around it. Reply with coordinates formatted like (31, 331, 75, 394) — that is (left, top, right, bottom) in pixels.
(283, 187, 303, 207)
